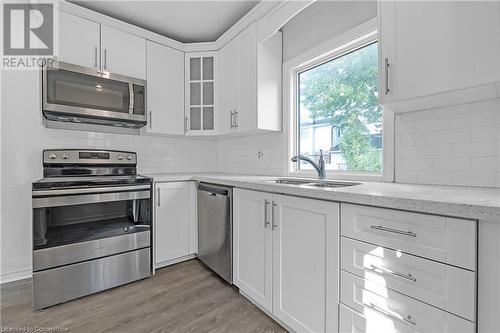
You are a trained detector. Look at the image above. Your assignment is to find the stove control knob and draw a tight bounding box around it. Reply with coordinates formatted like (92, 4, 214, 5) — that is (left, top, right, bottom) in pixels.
(117, 154, 124, 161)
(48, 153, 57, 160)
(126, 155, 133, 161)
(62, 153, 69, 160)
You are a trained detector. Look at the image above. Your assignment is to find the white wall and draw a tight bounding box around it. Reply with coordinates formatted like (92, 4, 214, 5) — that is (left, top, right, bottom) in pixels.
(394, 99, 500, 187)
(282, 0, 377, 62)
(0, 69, 217, 283)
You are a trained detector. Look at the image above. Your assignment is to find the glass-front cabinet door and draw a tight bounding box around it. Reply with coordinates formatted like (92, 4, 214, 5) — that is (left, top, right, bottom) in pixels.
(185, 52, 216, 135)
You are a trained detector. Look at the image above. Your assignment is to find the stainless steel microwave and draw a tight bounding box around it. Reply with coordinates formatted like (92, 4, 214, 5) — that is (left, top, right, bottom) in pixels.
(42, 61, 147, 128)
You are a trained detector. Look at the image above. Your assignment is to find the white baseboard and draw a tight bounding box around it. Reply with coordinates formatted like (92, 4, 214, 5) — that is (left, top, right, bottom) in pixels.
(0, 268, 32, 284)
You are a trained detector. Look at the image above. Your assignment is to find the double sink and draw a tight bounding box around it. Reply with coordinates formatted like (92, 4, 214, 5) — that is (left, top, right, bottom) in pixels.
(271, 178, 360, 188)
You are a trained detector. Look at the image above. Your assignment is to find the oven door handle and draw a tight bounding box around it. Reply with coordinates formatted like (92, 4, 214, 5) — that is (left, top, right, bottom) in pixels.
(32, 185, 151, 197)
(33, 189, 150, 208)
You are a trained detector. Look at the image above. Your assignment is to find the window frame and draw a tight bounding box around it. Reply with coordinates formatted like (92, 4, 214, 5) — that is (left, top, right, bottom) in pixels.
(282, 18, 394, 182)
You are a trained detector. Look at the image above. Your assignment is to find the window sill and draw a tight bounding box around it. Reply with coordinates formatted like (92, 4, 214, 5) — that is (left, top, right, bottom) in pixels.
(288, 170, 384, 182)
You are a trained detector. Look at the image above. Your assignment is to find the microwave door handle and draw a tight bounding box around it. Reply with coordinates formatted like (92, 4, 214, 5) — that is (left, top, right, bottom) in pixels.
(129, 83, 134, 114)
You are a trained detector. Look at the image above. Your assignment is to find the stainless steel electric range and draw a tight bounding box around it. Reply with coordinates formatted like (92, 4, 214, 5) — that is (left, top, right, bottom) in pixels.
(32, 149, 152, 310)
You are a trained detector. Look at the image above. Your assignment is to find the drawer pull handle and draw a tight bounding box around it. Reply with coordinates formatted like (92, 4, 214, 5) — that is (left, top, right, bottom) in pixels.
(370, 264, 416, 282)
(366, 302, 416, 327)
(370, 225, 417, 238)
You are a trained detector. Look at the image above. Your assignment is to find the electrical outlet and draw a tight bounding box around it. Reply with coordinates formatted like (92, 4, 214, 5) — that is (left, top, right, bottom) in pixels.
(257, 151, 264, 158)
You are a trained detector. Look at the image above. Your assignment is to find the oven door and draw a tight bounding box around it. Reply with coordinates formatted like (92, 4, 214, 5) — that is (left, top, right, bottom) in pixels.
(32, 186, 151, 260)
(42, 61, 146, 127)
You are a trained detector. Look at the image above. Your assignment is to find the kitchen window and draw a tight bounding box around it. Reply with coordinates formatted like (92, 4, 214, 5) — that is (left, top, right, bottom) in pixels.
(285, 26, 393, 181)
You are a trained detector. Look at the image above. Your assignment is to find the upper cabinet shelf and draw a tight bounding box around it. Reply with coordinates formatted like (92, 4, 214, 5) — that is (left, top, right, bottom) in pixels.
(379, 0, 500, 113)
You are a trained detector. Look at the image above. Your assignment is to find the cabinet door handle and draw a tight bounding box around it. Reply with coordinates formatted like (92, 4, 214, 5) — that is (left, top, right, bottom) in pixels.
(366, 302, 415, 327)
(185, 116, 189, 132)
(94, 46, 98, 68)
(234, 110, 238, 128)
(149, 111, 152, 128)
(264, 199, 270, 228)
(156, 188, 160, 207)
(272, 201, 278, 230)
(370, 264, 416, 282)
(230, 111, 234, 129)
(384, 58, 390, 95)
(104, 48, 107, 69)
(370, 225, 416, 238)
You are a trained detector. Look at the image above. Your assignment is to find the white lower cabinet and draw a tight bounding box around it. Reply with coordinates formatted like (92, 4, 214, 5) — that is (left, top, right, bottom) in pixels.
(233, 189, 339, 333)
(340, 203, 477, 333)
(154, 182, 197, 268)
(340, 271, 475, 333)
(233, 189, 273, 311)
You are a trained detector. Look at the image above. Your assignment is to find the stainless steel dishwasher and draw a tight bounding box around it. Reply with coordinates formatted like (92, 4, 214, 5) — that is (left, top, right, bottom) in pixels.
(197, 183, 233, 284)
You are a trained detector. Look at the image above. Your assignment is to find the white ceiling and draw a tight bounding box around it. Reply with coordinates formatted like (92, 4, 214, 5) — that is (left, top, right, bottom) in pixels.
(70, 1, 259, 43)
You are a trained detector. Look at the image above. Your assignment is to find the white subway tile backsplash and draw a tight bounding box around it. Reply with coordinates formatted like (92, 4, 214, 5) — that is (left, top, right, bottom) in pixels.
(217, 133, 283, 175)
(432, 158, 471, 172)
(416, 144, 451, 158)
(469, 99, 499, 113)
(395, 98, 500, 187)
(416, 171, 453, 185)
(471, 157, 500, 172)
(415, 116, 450, 132)
(452, 172, 495, 187)
(432, 128, 471, 144)
(469, 126, 500, 142)
(450, 111, 493, 129)
(451, 141, 494, 157)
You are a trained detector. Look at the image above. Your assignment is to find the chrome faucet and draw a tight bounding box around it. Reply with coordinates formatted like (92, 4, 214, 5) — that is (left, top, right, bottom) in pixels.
(291, 150, 326, 180)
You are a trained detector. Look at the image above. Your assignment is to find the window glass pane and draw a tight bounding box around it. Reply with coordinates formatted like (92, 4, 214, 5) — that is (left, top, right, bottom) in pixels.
(298, 42, 382, 172)
(190, 58, 201, 80)
(190, 107, 201, 130)
(190, 83, 201, 105)
(203, 107, 214, 130)
(203, 57, 214, 80)
(203, 82, 214, 105)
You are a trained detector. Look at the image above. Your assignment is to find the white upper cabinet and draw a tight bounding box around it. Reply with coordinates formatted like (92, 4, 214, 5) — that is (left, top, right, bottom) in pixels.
(101, 25, 146, 79)
(379, 0, 500, 111)
(217, 37, 239, 135)
(185, 52, 217, 135)
(58, 11, 147, 80)
(217, 22, 282, 135)
(145, 41, 185, 135)
(58, 12, 100, 68)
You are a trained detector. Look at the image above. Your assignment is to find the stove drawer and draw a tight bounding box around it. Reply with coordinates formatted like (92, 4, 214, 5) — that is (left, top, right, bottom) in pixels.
(32, 188, 150, 208)
(33, 231, 150, 271)
(33, 248, 150, 310)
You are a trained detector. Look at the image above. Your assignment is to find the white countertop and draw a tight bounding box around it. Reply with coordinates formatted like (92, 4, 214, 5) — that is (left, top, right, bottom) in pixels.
(146, 173, 500, 221)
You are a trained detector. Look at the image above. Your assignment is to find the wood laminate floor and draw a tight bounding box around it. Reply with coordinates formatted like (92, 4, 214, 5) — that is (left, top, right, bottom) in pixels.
(0, 259, 286, 333)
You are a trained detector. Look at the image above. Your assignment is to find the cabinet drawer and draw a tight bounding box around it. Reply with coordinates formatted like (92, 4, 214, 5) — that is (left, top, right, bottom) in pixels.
(340, 271, 475, 333)
(341, 237, 476, 321)
(341, 204, 476, 270)
(340, 303, 419, 333)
